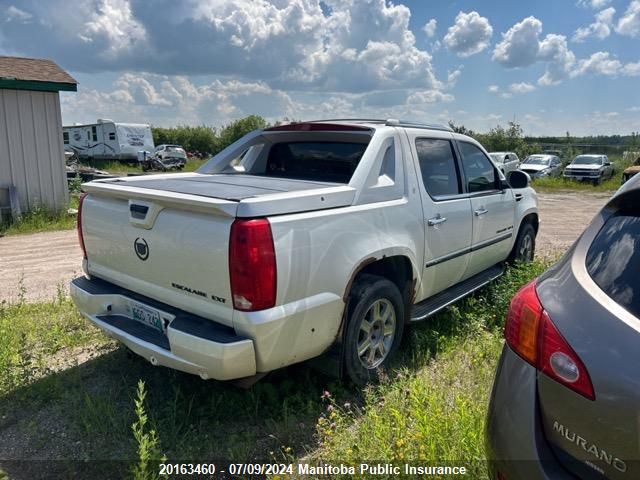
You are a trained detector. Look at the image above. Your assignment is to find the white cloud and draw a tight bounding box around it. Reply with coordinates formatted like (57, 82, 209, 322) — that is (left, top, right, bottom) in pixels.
(492, 17, 576, 86)
(510, 82, 536, 93)
(537, 34, 576, 85)
(573, 7, 616, 42)
(0, 0, 445, 94)
(578, 0, 612, 9)
(443, 11, 493, 57)
(447, 67, 463, 87)
(114, 74, 172, 106)
(5, 5, 33, 22)
(488, 84, 499, 93)
(423, 18, 437, 38)
(573, 51, 622, 76)
(616, 0, 640, 37)
(564, 51, 640, 78)
(499, 92, 513, 99)
(78, 0, 147, 57)
(406, 90, 454, 104)
(622, 61, 640, 75)
(492, 16, 543, 68)
(62, 73, 300, 125)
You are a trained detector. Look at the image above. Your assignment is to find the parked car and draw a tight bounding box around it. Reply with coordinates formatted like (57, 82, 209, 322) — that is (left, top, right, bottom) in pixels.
(489, 151, 520, 175)
(154, 144, 187, 167)
(621, 156, 640, 184)
(486, 175, 640, 479)
(70, 119, 538, 384)
(563, 154, 614, 184)
(137, 150, 184, 172)
(519, 154, 562, 178)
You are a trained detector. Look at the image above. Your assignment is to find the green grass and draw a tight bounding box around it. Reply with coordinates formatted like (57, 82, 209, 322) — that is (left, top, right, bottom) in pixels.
(0, 196, 79, 236)
(86, 158, 208, 175)
(0, 262, 547, 477)
(0, 293, 107, 396)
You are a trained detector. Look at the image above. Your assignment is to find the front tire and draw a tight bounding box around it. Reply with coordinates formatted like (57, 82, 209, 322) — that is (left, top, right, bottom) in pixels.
(343, 274, 404, 385)
(508, 222, 536, 263)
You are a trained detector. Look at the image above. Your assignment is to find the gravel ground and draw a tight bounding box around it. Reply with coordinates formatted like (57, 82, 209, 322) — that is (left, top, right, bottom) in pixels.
(0, 190, 612, 303)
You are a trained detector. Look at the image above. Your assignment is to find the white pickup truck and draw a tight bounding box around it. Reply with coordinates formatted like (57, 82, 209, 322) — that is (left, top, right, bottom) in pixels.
(70, 119, 538, 384)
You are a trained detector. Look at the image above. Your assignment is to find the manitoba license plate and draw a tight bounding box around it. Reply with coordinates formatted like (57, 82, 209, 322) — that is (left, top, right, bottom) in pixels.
(127, 301, 163, 333)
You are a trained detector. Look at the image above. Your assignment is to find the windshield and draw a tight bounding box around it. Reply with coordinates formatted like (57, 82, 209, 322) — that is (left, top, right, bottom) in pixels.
(572, 156, 602, 165)
(523, 156, 550, 165)
(489, 153, 505, 163)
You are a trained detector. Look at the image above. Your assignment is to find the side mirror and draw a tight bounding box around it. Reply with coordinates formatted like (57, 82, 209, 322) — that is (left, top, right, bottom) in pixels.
(507, 170, 530, 189)
(605, 161, 611, 166)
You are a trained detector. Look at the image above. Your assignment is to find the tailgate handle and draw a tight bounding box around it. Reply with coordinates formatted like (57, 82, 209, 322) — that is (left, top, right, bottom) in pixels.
(130, 204, 149, 219)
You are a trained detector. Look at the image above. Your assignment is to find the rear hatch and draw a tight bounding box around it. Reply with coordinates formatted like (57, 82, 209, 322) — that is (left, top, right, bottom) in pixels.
(81, 172, 355, 326)
(535, 199, 640, 479)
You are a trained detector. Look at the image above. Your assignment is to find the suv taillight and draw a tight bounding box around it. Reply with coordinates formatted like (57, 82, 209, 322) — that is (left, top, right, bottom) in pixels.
(229, 218, 276, 312)
(77, 192, 88, 260)
(505, 281, 595, 400)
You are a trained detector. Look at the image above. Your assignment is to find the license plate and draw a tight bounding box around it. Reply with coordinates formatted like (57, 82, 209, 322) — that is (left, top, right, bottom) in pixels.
(127, 301, 164, 333)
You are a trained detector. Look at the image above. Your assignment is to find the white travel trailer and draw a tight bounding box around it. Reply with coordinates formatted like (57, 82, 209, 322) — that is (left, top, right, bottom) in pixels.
(63, 119, 154, 162)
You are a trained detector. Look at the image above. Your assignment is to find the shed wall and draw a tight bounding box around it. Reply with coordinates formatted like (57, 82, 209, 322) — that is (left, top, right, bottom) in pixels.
(0, 89, 68, 212)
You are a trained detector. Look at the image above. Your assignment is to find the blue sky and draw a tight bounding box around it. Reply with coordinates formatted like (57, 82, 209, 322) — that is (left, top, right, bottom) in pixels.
(1, 0, 639, 135)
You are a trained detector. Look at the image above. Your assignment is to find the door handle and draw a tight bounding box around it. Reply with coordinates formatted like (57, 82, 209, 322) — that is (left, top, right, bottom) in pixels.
(474, 208, 488, 216)
(427, 214, 447, 226)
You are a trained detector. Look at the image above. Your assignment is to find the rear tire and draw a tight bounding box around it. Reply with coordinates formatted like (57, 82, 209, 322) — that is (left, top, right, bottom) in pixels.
(508, 222, 536, 263)
(343, 274, 404, 385)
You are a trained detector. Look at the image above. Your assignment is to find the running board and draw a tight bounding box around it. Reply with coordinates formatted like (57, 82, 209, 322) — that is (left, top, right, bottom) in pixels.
(410, 264, 504, 322)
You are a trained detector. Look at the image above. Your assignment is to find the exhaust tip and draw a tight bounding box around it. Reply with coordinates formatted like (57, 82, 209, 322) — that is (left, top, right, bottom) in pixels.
(149, 356, 158, 366)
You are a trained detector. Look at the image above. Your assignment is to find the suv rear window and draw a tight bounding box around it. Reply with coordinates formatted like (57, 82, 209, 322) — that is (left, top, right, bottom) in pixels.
(264, 142, 367, 183)
(586, 214, 640, 319)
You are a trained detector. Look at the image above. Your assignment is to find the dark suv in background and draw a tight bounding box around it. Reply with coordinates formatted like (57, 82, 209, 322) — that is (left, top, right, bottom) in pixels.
(486, 176, 640, 479)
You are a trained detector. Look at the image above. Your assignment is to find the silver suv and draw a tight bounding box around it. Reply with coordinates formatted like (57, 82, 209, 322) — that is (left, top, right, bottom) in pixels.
(563, 154, 614, 185)
(489, 151, 520, 176)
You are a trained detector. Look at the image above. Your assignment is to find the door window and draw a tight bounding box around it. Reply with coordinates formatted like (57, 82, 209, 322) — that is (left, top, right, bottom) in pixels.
(459, 142, 499, 193)
(415, 138, 461, 197)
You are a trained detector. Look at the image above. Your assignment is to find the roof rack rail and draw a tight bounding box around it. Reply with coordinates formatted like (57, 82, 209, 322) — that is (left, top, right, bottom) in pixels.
(305, 118, 453, 132)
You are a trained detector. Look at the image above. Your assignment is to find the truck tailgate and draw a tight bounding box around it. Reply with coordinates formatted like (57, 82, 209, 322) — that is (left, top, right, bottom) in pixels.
(81, 191, 236, 327)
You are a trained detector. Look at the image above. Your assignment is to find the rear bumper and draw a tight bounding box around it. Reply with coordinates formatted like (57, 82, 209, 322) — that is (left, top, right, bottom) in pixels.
(485, 345, 574, 480)
(70, 276, 256, 381)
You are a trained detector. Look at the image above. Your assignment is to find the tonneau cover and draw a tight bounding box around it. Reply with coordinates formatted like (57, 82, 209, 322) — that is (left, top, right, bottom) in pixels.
(106, 174, 340, 201)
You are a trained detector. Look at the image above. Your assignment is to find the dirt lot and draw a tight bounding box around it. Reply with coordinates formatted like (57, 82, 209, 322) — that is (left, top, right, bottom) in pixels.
(0, 191, 611, 303)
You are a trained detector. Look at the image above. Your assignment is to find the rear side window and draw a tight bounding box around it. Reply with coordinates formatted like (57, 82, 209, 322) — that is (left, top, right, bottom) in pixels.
(586, 214, 640, 319)
(264, 142, 367, 183)
(459, 142, 498, 193)
(415, 138, 461, 197)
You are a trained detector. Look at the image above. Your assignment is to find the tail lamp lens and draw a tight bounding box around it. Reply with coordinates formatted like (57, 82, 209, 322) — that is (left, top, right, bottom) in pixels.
(229, 218, 276, 312)
(504, 280, 595, 400)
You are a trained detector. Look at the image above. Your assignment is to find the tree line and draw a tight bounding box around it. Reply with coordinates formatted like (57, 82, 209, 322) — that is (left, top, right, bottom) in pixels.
(153, 115, 639, 161)
(151, 115, 269, 156)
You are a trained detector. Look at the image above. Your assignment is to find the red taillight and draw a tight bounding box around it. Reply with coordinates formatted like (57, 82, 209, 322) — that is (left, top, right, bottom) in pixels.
(229, 218, 276, 312)
(504, 280, 595, 400)
(77, 192, 88, 260)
